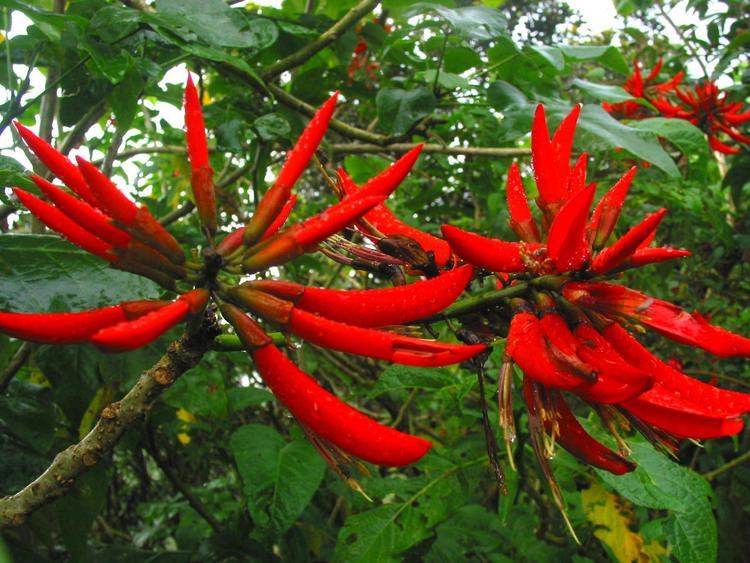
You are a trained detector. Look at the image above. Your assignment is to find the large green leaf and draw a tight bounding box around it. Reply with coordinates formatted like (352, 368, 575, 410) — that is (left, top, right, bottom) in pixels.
(630, 118, 710, 161)
(0, 235, 160, 313)
(564, 105, 679, 177)
(367, 364, 457, 398)
(571, 79, 635, 103)
(152, 0, 277, 49)
(230, 424, 326, 539)
(598, 442, 717, 563)
(376, 87, 436, 136)
(407, 4, 508, 40)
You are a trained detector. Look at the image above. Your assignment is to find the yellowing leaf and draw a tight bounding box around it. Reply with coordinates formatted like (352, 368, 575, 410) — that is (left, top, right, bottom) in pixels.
(582, 482, 668, 563)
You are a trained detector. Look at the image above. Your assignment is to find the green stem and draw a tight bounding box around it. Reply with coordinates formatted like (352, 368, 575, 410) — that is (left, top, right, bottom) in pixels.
(419, 281, 530, 323)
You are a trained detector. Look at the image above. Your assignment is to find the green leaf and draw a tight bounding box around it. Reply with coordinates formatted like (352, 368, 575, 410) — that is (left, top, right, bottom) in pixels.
(407, 4, 508, 40)
(0, 154, 35, 202)
(151, 0, 278, 49)
(163, 367, 228, 420)
(376, 87, 436, 136)
(527, 45, 564, 70)
(227, 386, 274, 413)
(110, 66, 144, 129)
(254, 113, 291, 141)
(559, 45, 629, 75)
(0, 0, 87, 41)
(0, 380, 55, 454)
(443, 46, 482, 73)
(0, 235, 160, 313)
(630, 118, 709, 159)
(90, 5, 143, 43)
(417, 69, 470, 90)
(598, 442, 717, 563)
(487, 80, 527, 110)
(80, 37, 130, 83)
(368, 364, 457, 398)
(56, 464, 110, 562)
(570, 105, 679, 177)
(571, 79, 634, 102)
(230, 424, 326, 539)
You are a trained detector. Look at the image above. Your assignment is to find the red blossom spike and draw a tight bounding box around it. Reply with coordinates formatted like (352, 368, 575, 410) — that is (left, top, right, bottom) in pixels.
(251, 343, 432, 466)
(441, 224, 541, 272)
(538, 314, 596, 379)
(622, 387, 744, 439)
(625, 246, 691, 268)
(589, 167, 637, 249)
(13, 188, 115, 262)
(243, 92, 339, 246)
(242, 195, 385, 273)
(287, 308, 486, 367)
(0, 305, 128, 343)
(261, 194, 297, 241)
(339, 169, 452, 267)
(130, 207, 186, 265)
(564, 282, 750, 358)
(120, 300, 171, 320)
(14, 122, 98, 205)
(565, 153, 588, 198)
(184, 75, 217, 234)
(76, 156, 139, 227)
(29, 176, 131, 248)
(591, 208, 668, 273)
(246, 264, 474, 328)
(551, 393, 636, 474)
(218, 194, 299, 256)
(532, 104, 581, 206)
(572, 324, 653, 404)
(90, 289, 208, 353)
(506, 312, 587, 390)
(355, 144, 424, 198)
(604, 322, 750, 417)
(506, 162, 540, 243)
(546, 183, 595, 272)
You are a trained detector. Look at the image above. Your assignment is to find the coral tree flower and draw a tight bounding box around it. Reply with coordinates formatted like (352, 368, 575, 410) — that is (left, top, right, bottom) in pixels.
(602, 58, 683, 120)
(652, 80, 750, 154)
(441, 103, 750, 517)
(3, 76, 485, 474)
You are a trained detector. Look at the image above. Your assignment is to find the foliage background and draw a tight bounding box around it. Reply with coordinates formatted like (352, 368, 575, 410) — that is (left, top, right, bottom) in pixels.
(0, 0, 749, 561)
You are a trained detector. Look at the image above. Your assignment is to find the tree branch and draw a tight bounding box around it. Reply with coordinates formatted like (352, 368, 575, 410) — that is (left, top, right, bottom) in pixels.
(0, 342, 32, 394)
(331, 143, 531, 157)
(0, 314, 220, 528)
(262, 0, 380, 79)
(703, 449, 750, 482)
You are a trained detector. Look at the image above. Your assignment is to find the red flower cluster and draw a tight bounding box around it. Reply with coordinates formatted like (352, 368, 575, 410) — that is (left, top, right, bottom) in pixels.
(653, 81, 750, 154)
(3, 77, 486, 474)
(347, 19, 392, 83)
(437, 104, 750, 517)
(604, 59, 750, 154)
(602, 58, 683, 120)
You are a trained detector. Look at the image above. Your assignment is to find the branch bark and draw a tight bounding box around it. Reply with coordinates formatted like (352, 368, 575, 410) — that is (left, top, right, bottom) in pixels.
(262, 0, 379, 79)
(0, 314, 220, 528)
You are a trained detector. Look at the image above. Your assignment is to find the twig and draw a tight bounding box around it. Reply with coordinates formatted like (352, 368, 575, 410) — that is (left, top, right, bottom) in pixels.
(703, 449, 750, 481)
(0, 342, 32, 394)
(0, 315, 219, 528)
(331, 143, 531, 157)
(391, 388, 418, 428)
(144, 422, 224, 534)
(656, 2, 709, 78)
(262, 0, 379, 79)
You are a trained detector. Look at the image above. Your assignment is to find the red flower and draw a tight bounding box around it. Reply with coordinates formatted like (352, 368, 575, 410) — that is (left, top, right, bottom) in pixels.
(5, 77, 485, 475)
(652, 81, 750, 154)
(602, 58, 683, 120)
(440, 103, 750, 519)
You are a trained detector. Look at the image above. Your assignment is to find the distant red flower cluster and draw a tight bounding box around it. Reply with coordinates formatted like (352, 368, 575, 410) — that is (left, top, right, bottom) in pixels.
(604, 59, 750, 154)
